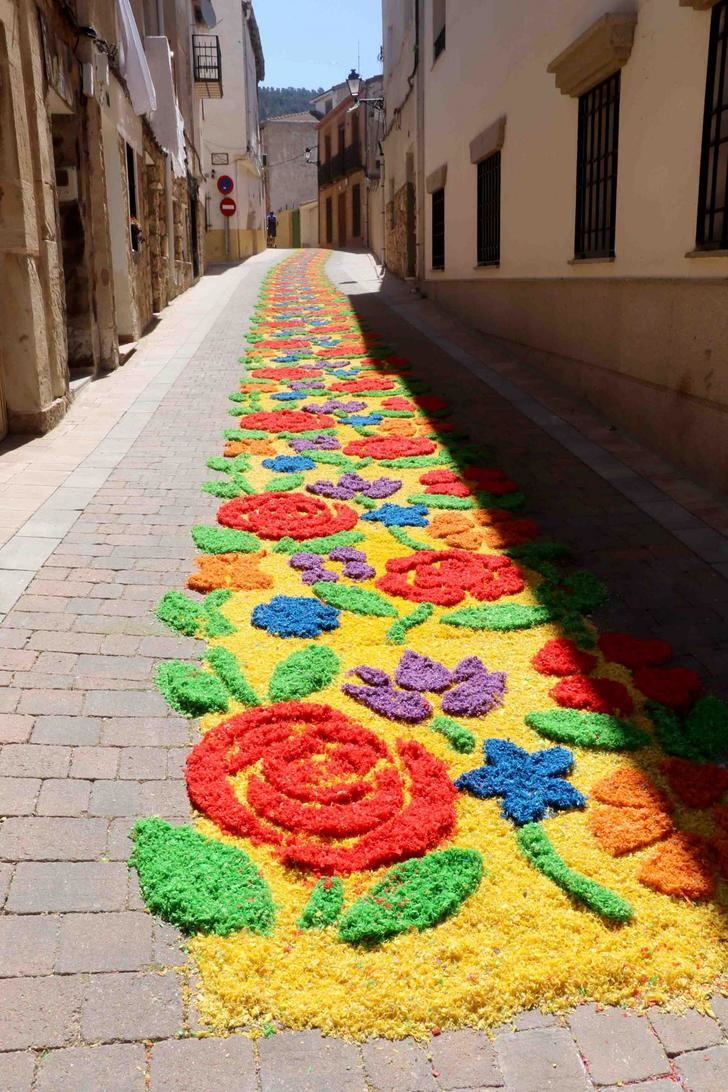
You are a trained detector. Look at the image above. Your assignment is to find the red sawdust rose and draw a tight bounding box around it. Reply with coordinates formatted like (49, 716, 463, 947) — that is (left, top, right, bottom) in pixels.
(185, 702, 457, 874)
(217, 492, 359, 540)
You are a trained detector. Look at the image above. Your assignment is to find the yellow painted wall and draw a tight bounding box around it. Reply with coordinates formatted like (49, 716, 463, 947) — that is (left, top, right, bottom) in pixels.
(205, 228, 266, 264)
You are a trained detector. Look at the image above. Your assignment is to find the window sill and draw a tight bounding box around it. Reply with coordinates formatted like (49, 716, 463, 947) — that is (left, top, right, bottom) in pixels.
(568, 255, 615, 265)
(475, 261, 500, 269)
(685, 247, 728, 259)
(430, 266, 445, 273)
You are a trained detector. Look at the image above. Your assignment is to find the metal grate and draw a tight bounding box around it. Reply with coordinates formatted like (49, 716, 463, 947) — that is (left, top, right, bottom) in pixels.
(431, 187, 445, 269)
(697, 0, 728, 249)
(574, 71, 620, 259)
(192, 35, 221, 83)
(477, 151, 501, 265)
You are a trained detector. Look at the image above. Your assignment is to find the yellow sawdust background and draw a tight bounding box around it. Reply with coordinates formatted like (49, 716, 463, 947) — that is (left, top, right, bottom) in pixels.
(181, 256, 727, 1039)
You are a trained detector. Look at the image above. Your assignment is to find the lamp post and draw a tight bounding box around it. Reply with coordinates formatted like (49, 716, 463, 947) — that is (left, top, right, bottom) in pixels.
(345, 68, 384, 111)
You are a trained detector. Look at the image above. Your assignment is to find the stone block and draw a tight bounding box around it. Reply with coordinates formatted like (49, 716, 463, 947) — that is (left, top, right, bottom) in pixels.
(119, 746, 169, 780)
(496, 1027, 591, 1092)
(429, 1029, 504, 1087)
(31, 715, 102, 745)
(36, 1044, 146, 1092)
(89, 779, 141, 816)
(150, 1038, 256, 1092)
(84, 689, 168, 716)
(70, 745, 119, 779)
(81, 971, 183, 1042)
(0, 915, 58, 975)
(0, 777, 40, 814)
(674, 1045, 728, 1092)
(0, 744, 70, 778)
(0, 1050, 36, 1092)
(362, 1037, 438, 1091)
(568, 1005, 670, 1085)
(56, 911, 153, 972)
(649, 1009, 723, 1055)
(36, 778, 91, 815)
(0, 817, 107, 859)
(259, 1030, 365, 1092)
(0, 714, 34, 743)
(7, 861, 128, 912)
(0, 975, 84, 1049)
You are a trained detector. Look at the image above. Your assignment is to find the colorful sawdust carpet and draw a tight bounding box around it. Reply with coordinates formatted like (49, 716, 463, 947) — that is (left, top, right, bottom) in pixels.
(132, 249, 728, 1040)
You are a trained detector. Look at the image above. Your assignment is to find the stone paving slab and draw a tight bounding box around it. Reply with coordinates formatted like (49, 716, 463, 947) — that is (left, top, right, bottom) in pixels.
(0, 250, 727, 1089)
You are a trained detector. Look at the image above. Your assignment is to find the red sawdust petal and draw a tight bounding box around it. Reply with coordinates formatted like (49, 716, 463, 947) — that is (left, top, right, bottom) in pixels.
(638, 833, 716, 900)
(550, 675, 634, 715)
(660, 757, 728, 809)
(240, 410, 336, 434)
(532, 638, 598, 677)
(632, 666, 702, 708)
(598, 632, 673, 669)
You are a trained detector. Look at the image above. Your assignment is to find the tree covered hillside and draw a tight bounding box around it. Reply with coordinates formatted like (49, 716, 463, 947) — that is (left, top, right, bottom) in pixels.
(259, 87, 324, 121)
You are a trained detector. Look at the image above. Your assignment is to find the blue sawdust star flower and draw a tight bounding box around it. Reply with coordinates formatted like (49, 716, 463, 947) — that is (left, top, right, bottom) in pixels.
(251, 595, 340, 638)
(361, 503, 430, 528)
(340, 414, 383, 427)
(271, 391, 304, 401)
(455, 738, 585, 825)
(262, 455, 315, 473)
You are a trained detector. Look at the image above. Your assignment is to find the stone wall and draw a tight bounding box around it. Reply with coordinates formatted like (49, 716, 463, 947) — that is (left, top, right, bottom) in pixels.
(385, 182, 415, 280)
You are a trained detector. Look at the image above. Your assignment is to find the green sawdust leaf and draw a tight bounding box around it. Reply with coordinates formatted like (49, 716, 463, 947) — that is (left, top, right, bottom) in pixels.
(386, 526, 432, 551)
(191, 525, 262, 554)
(516, 823, 633, 922)
(408, 492, 475, 510)
(156, 661, 229, 718)
(202, 479, 245, 499)
(205, 646, 260, 706)
(264, 473, 304, 492)
(268, 645, 340, 701)
(272, 530, 365, 555)
(650, 696, 728, 761)
(339, 849, 483, 945)
(441, 604, 554, 631)
(156, 591, 205, 637)
(202, 589, 236, 637)
(536, 571, 607, 646)
(386, 602, 434, 644)
(298, 877, 344, 929)
(130, 819, 275, 936)
(506, 540, 571, 571)
(525, 710, 649, 751)
(313, 582, 399, 618)
(305, 450, 359, 470)
(430, 715, 477, 754)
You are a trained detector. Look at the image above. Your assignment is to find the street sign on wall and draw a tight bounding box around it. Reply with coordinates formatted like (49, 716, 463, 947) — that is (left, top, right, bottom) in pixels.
(217, 175, 234, 195)
(220, 197, 237, 217)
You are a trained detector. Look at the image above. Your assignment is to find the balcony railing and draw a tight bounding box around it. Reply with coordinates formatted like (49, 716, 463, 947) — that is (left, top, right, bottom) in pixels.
(192, 34, 222, 98)
(344, 143, 362, 172)
(318, 146, 362, 188)
(318, 161, 332, 186)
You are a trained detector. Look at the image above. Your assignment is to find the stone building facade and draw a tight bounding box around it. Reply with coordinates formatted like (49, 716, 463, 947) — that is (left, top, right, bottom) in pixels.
(316, 75, 384, 254)
(0, 0, 229, 442)
(381, 0, 728, 491)
(261, 112, 319, 216)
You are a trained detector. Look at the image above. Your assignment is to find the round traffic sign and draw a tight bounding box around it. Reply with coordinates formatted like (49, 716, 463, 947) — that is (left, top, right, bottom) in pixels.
(220, 197, 237, 217)
(217, 174, 234, 195)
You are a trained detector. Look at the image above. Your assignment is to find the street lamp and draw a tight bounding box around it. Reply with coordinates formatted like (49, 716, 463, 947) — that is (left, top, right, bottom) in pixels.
(305, 147, 319, 165)
(345, 67, 384, 111)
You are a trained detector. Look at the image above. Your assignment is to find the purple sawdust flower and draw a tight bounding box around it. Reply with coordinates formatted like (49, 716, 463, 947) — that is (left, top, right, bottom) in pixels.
(289, 435, 340, 452)
(395, 651, 452, 693)
(289, 552, 322, 570)
(441, 657, 507, 718)
(306, 478, 356, 500)
(329, 546, 366, 563)
(362, 477, 402, 499)
(354, 666, 391, 686)
(342, 561, 375, 580)
(343, 682, 432, 723)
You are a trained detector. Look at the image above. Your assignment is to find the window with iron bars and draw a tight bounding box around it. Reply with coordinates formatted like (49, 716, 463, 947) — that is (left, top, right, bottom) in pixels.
(477, 151, 501, 265)
(574, 71, 621, 259)
(431, 187, 445, 269)
(696, 0, 728, 250)
(352, 183, 361, 237)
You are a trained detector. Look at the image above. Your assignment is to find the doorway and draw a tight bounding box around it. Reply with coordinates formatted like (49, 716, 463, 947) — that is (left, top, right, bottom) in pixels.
(337, 193, 346, 247)
(188, 173, 200, 279)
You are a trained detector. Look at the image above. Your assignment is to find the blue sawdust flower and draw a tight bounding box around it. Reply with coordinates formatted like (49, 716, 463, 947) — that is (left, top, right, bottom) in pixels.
(271, 391, 304, 401)
(455, 739, 585, 825)
(340, 414, 383, 426)
(262, 455, 315, 473)
(251, 595, 340, 639)
(361, 503, 430, 528)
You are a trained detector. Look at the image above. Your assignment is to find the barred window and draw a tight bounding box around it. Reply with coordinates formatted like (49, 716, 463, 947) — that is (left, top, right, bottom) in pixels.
(697, 0, 728, 249)
(574, 72, 621, 259)
(352, 183, 361, 237)
(477, 151, 501, 265)
(431, 188, 445, 269)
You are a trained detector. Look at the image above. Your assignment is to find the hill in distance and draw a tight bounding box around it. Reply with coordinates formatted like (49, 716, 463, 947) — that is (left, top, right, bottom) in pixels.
(259, 86, 324, 121)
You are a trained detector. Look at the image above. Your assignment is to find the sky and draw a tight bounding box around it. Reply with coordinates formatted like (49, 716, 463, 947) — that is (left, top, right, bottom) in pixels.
(253, 0, 383, 90)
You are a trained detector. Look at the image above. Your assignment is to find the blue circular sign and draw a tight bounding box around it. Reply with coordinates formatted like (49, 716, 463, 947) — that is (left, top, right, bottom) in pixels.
(217, 174, 234, 195)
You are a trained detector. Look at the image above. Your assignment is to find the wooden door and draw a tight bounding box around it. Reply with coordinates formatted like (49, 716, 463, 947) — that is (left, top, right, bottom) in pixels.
(337, 193, 346, 247)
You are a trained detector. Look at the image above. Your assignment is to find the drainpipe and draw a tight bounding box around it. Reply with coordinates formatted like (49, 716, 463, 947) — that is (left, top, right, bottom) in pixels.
(415, 0, 425, 284)
(155, 0, 164, 35)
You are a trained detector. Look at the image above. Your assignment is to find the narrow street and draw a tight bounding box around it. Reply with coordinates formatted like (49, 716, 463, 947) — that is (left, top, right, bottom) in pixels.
(1, 249, 727, 1089)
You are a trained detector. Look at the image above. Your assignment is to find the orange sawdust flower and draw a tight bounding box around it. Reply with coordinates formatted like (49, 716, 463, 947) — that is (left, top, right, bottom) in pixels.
(224, 438, 276, 457)
(187, 552, 273, 594)
(380, 418, 418, 437)
(589, 764, 728, 899)
(429, 509, 539, 551)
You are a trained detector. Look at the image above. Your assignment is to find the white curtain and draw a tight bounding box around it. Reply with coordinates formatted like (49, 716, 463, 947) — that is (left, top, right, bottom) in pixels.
(117, 0, 157, 115)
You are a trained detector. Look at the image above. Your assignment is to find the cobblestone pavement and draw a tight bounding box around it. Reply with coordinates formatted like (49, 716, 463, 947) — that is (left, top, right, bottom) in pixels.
(1, 249, 727, 1091)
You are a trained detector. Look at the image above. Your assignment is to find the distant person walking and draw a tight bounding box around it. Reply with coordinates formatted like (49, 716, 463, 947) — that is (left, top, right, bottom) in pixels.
(266, 211, 277, 248)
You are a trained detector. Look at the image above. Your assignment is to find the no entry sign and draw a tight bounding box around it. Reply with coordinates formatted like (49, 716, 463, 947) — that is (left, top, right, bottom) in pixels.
(217, 174, 234, 195)
(220, 197, 237, 217)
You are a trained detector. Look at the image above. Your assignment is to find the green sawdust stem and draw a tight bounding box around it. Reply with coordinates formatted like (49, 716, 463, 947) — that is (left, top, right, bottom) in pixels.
(430, 715, 477, 754)
(314, 582, 399, 618)
(298, 878, 344, 929)
(202, 589, 236, 637)
(525, 710, 650, 751)
(516, 824, 633, 923)
(339, 849, 483, 945)
(191, 525, 262, 554)
(268, 645, 340, 701)
(649, 696, 728, 761)
(353, 495, 378, 508)
(408, 493, 475, 510)
(386, 603, 434, 644)
(272, 530, 365, 555)
(378, 455, 456, 469)
(205, 647, 260, 706)
(131, 819, 275, 936)
(156, 591, 206, 637)
(441, 604, 554, 631)
(386, 526, 432, 551)
(306, 450, 359, 470)
(156, 661, 229, 718)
